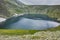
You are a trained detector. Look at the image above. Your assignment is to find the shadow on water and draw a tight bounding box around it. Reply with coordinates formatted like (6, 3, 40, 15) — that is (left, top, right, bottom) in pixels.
(0, 14, 60, 30)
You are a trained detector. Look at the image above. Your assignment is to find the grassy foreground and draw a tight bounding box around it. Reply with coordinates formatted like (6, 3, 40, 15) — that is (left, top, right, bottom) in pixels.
(0, 26, 60, 40)
(0, 30, 40, 35)
(0, 26, 60, 35)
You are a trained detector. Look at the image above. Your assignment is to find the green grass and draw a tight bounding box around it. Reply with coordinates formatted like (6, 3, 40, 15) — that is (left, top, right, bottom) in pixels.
(31, 36, 40, 39)
(0, 30, 40, 35)
(0, 26, 60, 35)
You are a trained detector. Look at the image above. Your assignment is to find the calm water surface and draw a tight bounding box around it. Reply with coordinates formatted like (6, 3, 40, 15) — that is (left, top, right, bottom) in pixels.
(5, 18, 60, 30)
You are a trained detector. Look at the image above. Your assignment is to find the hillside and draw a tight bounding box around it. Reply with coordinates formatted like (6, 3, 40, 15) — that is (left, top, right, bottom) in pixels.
(0, 0, 60, 20)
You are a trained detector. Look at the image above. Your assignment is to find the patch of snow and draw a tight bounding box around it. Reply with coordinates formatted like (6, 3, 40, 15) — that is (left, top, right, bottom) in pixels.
(0, 17, 6, 22)
(13, 13, 18, 17)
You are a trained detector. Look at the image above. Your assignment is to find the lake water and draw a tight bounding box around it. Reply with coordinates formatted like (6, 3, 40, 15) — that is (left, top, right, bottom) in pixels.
(5, 17, 60, 30)
(0, 14, 60, 30)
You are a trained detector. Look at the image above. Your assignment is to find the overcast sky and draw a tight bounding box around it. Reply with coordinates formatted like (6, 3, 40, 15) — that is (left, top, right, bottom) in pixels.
(19, 0, 60, 5)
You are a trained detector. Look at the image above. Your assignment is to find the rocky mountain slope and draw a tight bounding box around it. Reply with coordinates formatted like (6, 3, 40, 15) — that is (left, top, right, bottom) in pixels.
(0, 0, 60, 20)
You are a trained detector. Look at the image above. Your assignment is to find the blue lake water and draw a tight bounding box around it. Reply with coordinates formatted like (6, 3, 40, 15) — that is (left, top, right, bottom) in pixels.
(6, 17, 60, 30)
(0, 14, 60, 30)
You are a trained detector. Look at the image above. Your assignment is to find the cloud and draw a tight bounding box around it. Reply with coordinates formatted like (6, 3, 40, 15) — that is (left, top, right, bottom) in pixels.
(19, 0, 60, 5)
